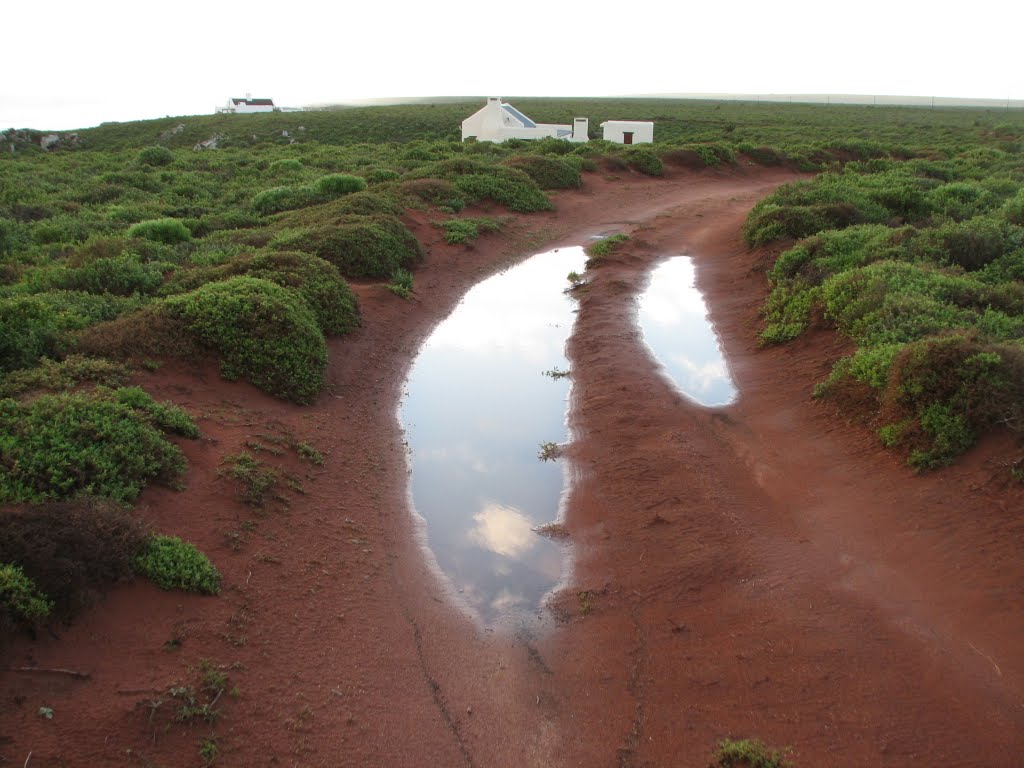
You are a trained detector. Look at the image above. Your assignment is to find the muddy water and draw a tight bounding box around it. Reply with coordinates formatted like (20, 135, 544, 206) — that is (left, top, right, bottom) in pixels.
(400, 247, 585, 624)
(637, 256, 736, 406)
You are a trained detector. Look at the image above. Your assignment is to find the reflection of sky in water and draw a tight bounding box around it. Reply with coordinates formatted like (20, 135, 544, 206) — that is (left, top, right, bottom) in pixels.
(400, 248, 585, 622)
(637, 257, 736, 407)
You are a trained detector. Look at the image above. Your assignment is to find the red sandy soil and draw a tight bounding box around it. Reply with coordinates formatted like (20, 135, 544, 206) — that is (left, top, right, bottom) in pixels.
(2, 164, 1022, 767)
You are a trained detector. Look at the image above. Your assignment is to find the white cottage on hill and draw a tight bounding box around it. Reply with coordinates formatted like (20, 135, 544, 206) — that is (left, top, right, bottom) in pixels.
(218, 95, 276, 114)
(461, 97, 589, 143)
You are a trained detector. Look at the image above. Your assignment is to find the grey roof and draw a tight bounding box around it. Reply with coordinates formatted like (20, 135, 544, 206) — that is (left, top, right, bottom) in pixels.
(501, 104, 536, 128)
(232, 98, 274, 106)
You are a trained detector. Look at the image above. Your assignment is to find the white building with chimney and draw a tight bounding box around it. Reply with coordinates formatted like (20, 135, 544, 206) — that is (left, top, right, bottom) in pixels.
(218, 95, 276, 114)
(461, 98, 589, 143)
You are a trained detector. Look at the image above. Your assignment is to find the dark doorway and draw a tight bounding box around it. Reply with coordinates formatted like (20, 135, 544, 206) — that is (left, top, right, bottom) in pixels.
(623, 132, 634, 145)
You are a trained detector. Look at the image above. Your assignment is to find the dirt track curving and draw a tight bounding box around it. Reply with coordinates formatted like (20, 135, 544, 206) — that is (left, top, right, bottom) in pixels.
(2, 165, 1022, 767)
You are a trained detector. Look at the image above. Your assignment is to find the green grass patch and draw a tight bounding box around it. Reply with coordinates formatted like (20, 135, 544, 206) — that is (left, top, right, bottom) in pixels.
(135, 535, 221, 595)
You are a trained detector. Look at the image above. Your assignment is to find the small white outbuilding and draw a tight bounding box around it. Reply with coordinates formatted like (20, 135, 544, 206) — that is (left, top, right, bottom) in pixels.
(461, 98, 589, 143)
(601, 120, 654, 145)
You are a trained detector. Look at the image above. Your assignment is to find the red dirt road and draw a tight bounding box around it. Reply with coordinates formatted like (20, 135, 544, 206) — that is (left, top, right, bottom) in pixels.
(2, 166, 1022, 767)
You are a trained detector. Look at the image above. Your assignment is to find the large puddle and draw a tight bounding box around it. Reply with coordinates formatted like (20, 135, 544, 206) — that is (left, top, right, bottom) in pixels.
(637, 256, 736, 406)
(400, 247, 585, 624)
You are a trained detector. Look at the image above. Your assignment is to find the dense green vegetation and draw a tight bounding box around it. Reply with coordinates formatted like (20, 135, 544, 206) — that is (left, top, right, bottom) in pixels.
(2, 97, 1023, 637)
(751, 150, 1024, 469)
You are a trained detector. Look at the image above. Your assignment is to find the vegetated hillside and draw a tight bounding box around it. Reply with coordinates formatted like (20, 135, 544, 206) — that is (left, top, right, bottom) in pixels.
(1, 99, 1023, 639)
(746, 150, 1024, 471)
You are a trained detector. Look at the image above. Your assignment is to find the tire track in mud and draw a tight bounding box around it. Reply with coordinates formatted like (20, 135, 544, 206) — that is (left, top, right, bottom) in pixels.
(404, 608, 476, 768)
(616, 606, 649, 768)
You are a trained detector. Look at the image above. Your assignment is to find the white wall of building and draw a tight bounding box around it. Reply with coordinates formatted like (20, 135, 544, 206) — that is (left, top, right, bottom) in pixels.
(601, 120, 654, 144)
(462, 98, 586, 143)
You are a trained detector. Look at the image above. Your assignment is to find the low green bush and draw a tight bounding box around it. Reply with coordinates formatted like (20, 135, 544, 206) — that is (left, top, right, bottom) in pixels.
(267, 158, 303, 175)
(504, 155, 582, 189)
(399, 178, 465, 211)
(313, 173, 367, 197)
(0, 389, 192, 503)
(710, 738, 791, 768)
(135, 535, 221, 595)
(440, 216, 504, 245)
(138, 146, 175, 167)
(0, 355, 130, 398)
(127, 218, 192, 244)
(272, 215, 422, 279)
(166, 276, 328, 404)
(252, 186, 315, 215)
(329, 190, 405, 217)
(620, 147, 663, 176)
(227, 251, 360, 335)
(0, 563, 53, 629)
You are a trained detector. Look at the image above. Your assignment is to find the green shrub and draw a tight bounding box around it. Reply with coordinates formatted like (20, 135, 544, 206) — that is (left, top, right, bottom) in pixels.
(53, 253, 167, 296)
(452, 171, 552, 212)
(138, 146, 175, 167)
(388, 267, 414, 299)
(313, 173, 368, 197)
(938, 217, 1009, 271)
(135, 535, 221, 595)
(0, 355, 130, 398)
(330, 190, 405, 217)
(273, 215, 422, 279)
(926, 182, 994, 221)
(166, 276, 328, 404)
(128, 218, 192, 245)
(0, 563, 53, 628)
(111, 386, 199, 438)
(225, 251, 360, 335)
(0, 296, 62, 373)
(252, 186, 315, 215)
(363, 168, 401, 184)
(399, 178, 465, 211)
(760, 283, 819, 345)
(504, 155, 582, 189)
(711, 738, 791, 768)
(623, 147, 664, 176)
(0, 390, 190, 503)
(441, 216, 503, 245)
(267, 158, 303, 175)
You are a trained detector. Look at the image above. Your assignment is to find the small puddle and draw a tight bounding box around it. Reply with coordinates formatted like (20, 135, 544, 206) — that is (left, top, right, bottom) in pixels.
(637, 256, 736, 406)
(400, 247, 585, 624)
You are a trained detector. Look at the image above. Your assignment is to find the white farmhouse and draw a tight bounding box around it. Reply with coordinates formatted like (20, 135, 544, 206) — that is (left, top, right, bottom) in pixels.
(461, 98, 589, 143)
(601, 120, 654, 145)
(218, 95, 276, 114)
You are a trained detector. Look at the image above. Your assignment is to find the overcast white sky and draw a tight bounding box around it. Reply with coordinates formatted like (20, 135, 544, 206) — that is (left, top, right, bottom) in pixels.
(3, 0, 1021, 130)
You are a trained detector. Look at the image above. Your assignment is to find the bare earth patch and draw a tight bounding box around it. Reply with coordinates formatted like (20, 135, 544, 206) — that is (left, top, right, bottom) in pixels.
(2, 165, 1022, 767)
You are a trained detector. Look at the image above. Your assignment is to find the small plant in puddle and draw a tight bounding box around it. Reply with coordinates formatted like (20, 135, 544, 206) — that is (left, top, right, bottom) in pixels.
(578, 590, 592, 616)
(542, 367, 570, 380)
(585, 233, 628, 259)
(387, 267, 414, 299)
(566, 271, 586, 289)
(538, 441, 561, 461)
(710, 738, 792, 768)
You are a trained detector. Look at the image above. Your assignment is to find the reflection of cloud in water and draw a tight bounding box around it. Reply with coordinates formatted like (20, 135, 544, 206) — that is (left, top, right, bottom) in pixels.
(667, 354, 730, 396)
(468, 503, 537, 558)
(640, 258, 705, 324)
(638, 256, 736, 407)
(491, 589, 527, 612)
(425, 249, 585, 363)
